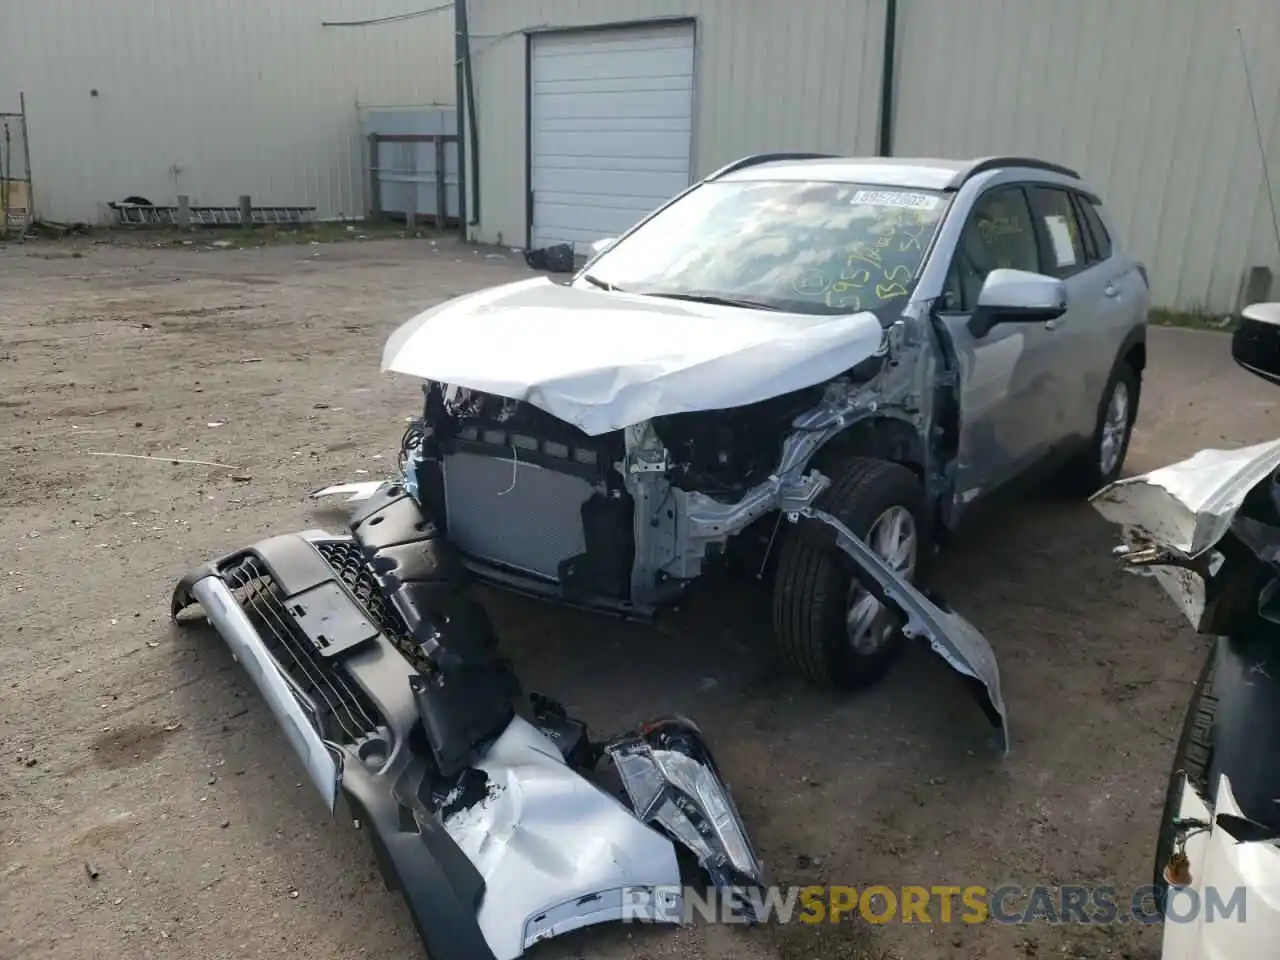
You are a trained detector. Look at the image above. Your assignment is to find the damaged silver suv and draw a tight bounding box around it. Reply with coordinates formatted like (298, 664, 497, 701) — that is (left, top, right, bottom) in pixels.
(382, 154, 1149, 739)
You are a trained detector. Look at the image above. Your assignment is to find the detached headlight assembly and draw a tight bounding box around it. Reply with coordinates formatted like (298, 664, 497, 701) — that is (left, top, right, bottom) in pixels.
(606, 716, 767, 909)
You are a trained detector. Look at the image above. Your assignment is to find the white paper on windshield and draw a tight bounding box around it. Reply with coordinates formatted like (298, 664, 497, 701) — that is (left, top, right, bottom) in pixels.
(852, 189, 939, 211)
(1044, 215, 1077, 267)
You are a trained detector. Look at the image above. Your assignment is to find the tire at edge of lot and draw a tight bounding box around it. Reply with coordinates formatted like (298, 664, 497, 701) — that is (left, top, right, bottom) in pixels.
(771, 456, 930, 689)
(1152, 642, 1217, 910)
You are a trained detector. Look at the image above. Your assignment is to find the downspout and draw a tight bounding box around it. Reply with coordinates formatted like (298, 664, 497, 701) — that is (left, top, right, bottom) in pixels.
(877, 0, 897, 157)
(453, 0, 468, 231)
(457, 0, 481, 228)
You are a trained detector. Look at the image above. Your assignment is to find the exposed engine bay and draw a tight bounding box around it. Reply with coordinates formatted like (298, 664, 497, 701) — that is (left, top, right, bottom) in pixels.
(653, 389, 828, 497)
(403, 376, 873, 609)
(426, 380, 824, 498)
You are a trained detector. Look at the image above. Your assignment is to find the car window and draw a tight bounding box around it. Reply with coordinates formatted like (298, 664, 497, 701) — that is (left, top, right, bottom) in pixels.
(1069, 193, 1098, 262)
(1026, 186, 1087, 277)
(941, 187, 1039, 312)
(580, 179, 947, 316)
(1077, 196, 1113, 260)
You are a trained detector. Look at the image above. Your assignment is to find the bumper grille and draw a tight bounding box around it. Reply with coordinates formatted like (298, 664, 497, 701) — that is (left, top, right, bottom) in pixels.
(219, 555, 383, 744)
(313, 540, 413, 647)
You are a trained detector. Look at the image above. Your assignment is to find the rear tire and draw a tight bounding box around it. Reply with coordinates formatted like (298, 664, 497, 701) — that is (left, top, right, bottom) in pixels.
(772, 457, 930, 689)
(1065, 361, 1140, 497)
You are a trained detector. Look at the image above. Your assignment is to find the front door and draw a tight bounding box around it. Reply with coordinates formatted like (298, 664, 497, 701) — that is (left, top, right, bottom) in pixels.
(935, 185, 1062, 515)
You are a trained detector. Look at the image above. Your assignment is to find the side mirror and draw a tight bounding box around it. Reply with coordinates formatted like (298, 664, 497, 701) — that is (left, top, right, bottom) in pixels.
(587, 236, 617, 258)
(967, 269, 1068, 339)
(1232, 302, 1280, 386)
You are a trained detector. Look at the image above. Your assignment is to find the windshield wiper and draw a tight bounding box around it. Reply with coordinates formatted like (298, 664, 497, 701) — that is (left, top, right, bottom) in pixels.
(581, 274, 620, 292)
(641, 291, 782, 312)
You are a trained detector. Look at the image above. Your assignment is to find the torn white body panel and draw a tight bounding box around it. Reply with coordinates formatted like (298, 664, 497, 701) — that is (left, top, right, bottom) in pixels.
(1091, 439, 1280, 557)
(1161, 773, 1280, 960)
(381, 277, 887, 436)
(1091, 439, 1280, 626)
(442, 716, 681, 960)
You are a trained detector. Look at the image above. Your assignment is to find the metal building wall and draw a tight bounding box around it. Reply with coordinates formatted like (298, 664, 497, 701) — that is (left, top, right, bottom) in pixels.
(892, 0, 1280, 312)
(0, 0, 456, 223)
(463, 0, 888, 249)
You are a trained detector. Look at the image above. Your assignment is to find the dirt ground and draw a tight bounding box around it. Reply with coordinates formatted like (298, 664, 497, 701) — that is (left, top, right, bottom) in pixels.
(2, 235, 1276, 960)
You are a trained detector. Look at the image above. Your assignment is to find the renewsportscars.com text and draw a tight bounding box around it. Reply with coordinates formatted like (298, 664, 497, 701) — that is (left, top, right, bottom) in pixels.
(621, 884, 1248, 925)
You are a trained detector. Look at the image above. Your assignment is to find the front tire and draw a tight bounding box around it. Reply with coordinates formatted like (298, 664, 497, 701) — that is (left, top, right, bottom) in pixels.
(772, 457, 930, 689)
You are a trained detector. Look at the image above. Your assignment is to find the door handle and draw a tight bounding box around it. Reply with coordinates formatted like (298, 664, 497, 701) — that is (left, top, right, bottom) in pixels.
(1044, 319, 1059, 331)
(1104, 283, 1120, 298)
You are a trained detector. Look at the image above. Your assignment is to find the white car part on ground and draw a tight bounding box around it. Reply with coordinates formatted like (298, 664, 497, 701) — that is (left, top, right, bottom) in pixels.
(1160, 773, 1280, 960)
(176, 546, 761, 960)
(311, 480, 387, 502)
(442, 715, 683, 959)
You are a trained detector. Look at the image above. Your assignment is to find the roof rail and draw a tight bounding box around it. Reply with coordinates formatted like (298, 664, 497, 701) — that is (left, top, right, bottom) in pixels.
(705, 152, 838, 180)
(952, 156, 1081, 188)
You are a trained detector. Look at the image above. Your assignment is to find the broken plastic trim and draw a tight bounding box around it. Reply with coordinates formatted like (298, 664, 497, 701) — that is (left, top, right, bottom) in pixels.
(311, 480, 387, 503)
(787, 507, 1009, 752)
(606, 716, 767, 919)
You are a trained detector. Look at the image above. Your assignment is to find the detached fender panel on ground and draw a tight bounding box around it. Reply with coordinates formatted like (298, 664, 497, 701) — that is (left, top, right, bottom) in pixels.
(789, 506, 1009, 752)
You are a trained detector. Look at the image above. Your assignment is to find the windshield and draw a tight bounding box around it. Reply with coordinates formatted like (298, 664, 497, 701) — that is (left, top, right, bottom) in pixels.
(581, 179, 948, 316)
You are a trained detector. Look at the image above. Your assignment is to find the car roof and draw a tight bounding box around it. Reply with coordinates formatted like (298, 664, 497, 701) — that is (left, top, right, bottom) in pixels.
(712, 155, 1081, 192)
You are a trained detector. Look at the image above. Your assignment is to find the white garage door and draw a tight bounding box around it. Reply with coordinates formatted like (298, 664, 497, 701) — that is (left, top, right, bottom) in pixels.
(529, 23, 695, 250)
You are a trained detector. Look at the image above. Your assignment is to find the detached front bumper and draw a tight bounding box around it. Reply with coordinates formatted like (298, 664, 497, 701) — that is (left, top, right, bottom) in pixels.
(172, 490, 767, 959)
(172, 531, 503, 959)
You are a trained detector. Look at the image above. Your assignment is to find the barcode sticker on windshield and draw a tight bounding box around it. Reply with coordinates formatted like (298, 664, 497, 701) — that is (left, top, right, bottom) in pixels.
(852, 190, 940, 210)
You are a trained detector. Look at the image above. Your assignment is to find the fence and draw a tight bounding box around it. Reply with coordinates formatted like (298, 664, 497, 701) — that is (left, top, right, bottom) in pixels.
(367, 132, 459, 230)
(0, 93, 33, 237)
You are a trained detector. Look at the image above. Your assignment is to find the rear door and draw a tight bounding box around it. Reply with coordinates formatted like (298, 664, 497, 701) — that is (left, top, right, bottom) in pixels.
(1023, 185, 1116, 442)
(1078, 192, 1149, 367)
(935, 185, 1061, 512)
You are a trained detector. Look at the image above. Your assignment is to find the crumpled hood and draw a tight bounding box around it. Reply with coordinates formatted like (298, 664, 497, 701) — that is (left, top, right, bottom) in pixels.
(381, 277, 887, 436)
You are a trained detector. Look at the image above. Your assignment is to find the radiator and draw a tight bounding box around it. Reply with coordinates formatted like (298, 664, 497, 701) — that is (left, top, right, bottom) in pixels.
(441, 451, 596, 581)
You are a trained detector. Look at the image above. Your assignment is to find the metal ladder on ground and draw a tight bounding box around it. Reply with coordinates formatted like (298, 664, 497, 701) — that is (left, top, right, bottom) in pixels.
(109, 203, 315, 226)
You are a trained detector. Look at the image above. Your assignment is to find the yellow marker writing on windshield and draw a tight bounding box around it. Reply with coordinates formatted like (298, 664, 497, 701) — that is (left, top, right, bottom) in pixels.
(848, 243, 882, 267)
(875, 281, 909, 300)
(792, 270, 829, 296)
(825, 289, 861, 311)
(899, 227, 924, 252)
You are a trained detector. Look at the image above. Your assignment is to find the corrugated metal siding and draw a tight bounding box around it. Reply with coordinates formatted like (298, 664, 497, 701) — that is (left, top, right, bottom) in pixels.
(0, 0, 455, 223)
(464, 0, 887, 248)
(893, 0, 1280, 311)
